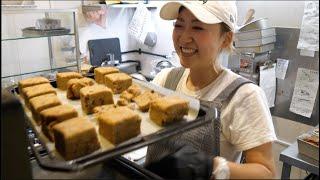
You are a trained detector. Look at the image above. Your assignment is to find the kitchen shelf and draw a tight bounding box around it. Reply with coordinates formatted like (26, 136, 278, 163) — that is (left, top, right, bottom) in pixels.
(81, 3, 157, 14)
(1, 8, 81, 88)
(1, 4, 37, 10)
(2, 33, 75, 41)
(2, 8, 78, 14)
(2, 64, 78, 79)
(109, 3, 157, 9)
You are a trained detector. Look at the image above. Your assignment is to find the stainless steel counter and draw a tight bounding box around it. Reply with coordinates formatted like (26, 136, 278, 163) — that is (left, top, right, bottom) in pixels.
(279, 142, 319, 179)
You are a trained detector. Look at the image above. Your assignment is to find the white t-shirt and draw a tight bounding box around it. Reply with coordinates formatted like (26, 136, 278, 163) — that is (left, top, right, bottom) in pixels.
(152, 67, 277, 162)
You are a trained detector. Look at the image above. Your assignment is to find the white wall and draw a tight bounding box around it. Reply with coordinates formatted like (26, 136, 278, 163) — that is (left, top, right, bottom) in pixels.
(123, 1, 176, 76)
(236, 1, 305, 28)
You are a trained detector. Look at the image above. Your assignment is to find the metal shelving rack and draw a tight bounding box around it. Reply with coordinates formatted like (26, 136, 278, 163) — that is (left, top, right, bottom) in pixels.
(81, 1, 157, 14)
(1, 8, 81, 86)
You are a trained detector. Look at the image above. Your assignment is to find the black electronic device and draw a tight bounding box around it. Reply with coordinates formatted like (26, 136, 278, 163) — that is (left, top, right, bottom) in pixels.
(88, 38, 122, 66)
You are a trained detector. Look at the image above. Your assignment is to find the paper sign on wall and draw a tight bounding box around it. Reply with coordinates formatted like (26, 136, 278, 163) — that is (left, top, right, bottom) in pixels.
(128, 5, 157, 47)
(276, 58, 289, 80)
(259, 63, 276, 108)
(300, 49, 316, 57)
(289, 68, 319, 118)
(297, 1, 319, 57)
(128, 5, 151, 45)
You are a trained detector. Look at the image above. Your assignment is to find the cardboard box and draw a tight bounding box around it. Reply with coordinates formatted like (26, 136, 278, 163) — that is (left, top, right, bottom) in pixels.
(297, 133, 319, 161)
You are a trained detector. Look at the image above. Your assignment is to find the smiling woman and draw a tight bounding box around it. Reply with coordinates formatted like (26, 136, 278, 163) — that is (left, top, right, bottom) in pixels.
(172, 7, 233, 86)
(145, 1, 277, 180)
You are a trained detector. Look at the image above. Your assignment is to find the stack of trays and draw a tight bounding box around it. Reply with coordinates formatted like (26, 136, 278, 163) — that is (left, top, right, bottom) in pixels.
(232, 18, 276, 84)
(235, 18, 276, 53)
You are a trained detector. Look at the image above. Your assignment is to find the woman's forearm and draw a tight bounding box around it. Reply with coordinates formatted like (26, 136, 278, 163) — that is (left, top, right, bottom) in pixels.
(227, 161, 276, 179)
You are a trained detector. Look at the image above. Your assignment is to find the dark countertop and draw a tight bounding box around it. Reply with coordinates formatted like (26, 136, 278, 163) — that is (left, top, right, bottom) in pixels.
(31, 157, 162, 179)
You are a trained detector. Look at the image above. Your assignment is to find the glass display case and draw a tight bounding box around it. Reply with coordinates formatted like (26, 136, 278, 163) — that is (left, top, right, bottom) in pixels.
(1, 8, 80, 88)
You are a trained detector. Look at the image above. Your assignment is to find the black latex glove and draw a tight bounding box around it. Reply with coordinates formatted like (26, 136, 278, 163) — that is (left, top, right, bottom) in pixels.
(145, 143, 213, 180)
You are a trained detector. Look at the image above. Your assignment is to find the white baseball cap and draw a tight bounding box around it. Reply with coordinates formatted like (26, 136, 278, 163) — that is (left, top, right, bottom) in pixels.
(160, 1, 237, 32)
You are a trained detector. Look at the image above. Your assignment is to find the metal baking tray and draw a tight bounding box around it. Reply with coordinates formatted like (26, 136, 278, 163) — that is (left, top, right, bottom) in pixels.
(8, 75, 217, 171)
(22, 27, 71, 37)
(238, 18, 271, 32)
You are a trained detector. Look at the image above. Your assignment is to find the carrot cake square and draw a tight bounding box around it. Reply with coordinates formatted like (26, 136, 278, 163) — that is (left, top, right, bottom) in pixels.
(98, 106, 141, 144)
(56, 72, 82, 90)
(53, 117, 100, 160)
(80, 85, 114, 114)
(29, 93, 61, 125)
(18, 76, 49, 96)
(40, 104, 78, 141)
(104, 73, 132, 94)
(149, 96, 189, 126)
(133, 90, 161, 112)
(66, 77, 95, 99)
(94, 67, 119, 84)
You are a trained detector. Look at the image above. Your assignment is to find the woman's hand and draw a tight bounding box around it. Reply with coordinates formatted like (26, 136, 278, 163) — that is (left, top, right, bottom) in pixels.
(145, 144, 213, 180)
(213, 142, 276, 179)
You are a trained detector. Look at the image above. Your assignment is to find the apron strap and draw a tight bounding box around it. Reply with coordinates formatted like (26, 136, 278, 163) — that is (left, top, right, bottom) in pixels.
(212, 77, 253, 156)
(164, 67, 185, 90)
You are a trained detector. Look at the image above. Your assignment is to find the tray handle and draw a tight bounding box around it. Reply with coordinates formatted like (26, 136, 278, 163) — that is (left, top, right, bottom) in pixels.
(27, 130, 79, 171)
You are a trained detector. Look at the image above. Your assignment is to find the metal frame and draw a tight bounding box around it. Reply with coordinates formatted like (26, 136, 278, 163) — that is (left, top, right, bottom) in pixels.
(2, 8, 79, 14)
(1, 8, 81, 80)
(73, 10, 81, 73)
(44, 12, 55, 72)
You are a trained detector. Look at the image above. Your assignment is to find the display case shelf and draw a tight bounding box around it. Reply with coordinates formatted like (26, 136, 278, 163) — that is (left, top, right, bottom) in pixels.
(2, 8, 78, 14)
(1, 8, 81, 88)
(2, 33, 76, 41)
(81, 3, 157, 14)
(2, 64, 78, 79)
(109, 3, 157, 9)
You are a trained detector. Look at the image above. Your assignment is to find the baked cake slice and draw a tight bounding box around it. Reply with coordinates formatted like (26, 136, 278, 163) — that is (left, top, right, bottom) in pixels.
(22, 83, 56, 108)
(98, 106, 141, 144)
(104, 73, 132, 94)
(53, 117, 100, 160)
(133, 90, 161, 112)
(66, 77, 95, 99)
(40, 104, 78, 141)
(149, 96, 189, 126)
(18, 76, 49, 96)
(29, 93, 61, 125)
(80, 85, 114, 114)
(56, 72, 83, 90)
(94, 67, 119, 84)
